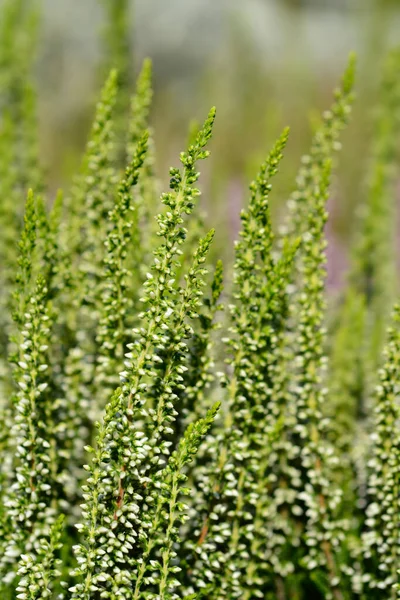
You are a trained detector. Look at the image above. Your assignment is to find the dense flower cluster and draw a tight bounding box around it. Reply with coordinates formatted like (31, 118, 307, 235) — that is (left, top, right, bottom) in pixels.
(1, 2, 400, 599)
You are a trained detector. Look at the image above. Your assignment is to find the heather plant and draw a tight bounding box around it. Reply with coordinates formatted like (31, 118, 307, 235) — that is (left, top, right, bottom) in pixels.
(0, 0, 40, 373)
(1, 4, 400, 599)
(330, 48, 400, 450)
(328, 46, 400, 530)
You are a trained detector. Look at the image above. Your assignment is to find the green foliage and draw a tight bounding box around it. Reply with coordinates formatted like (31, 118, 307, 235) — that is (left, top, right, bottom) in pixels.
(15, 516, 65, 600)
(359, 307, 400, 598)
(332, 48, 400, 420)
(281, 53, 355, 241)
(96, 132, 149, 397)
(0, 0, 41, 376)
(1, 6, 400, 598)
(101, 0, 134, 163)
(327, 47, 400, 518)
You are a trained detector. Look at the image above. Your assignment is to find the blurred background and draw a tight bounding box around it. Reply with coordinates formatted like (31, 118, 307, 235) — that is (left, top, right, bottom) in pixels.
(20, 0, 400, 287)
